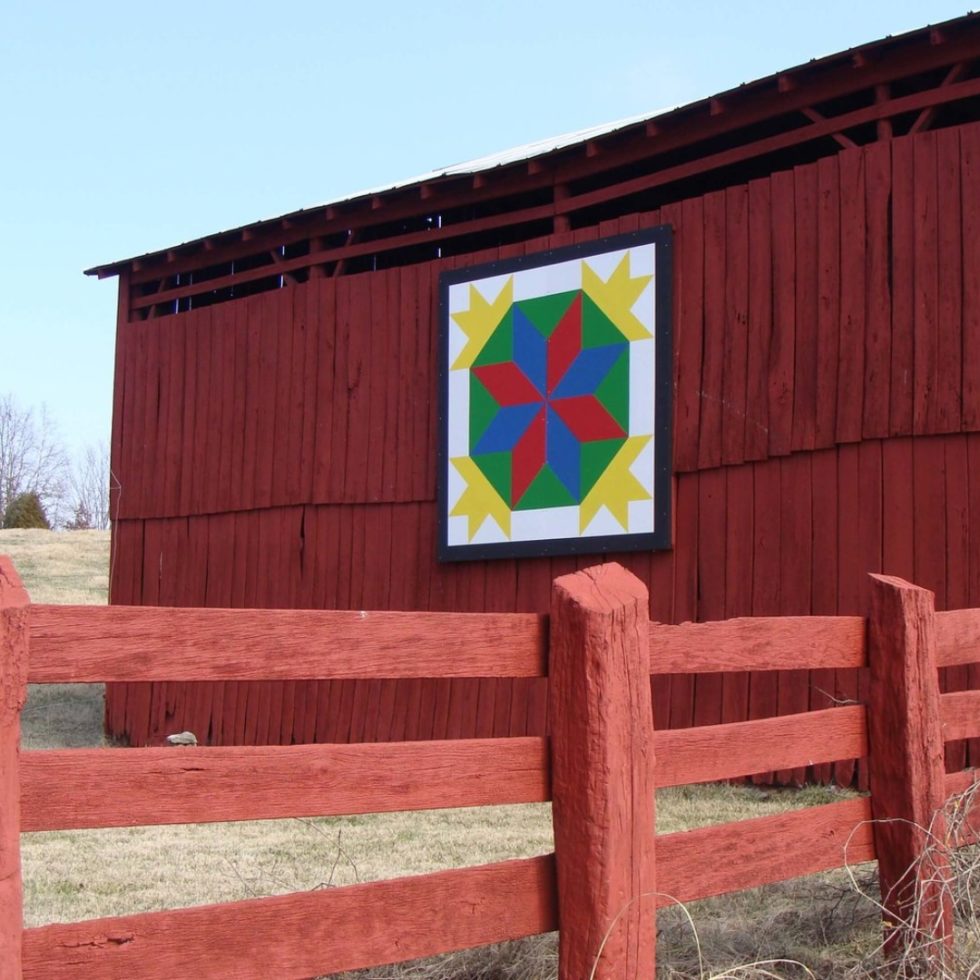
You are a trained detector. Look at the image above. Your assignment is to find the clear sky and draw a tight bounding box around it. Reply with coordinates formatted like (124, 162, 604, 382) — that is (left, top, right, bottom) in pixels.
(1, 1, 969, 460)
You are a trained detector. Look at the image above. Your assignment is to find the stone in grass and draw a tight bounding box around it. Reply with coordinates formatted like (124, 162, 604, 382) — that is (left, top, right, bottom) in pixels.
(165, 731, 198, 746)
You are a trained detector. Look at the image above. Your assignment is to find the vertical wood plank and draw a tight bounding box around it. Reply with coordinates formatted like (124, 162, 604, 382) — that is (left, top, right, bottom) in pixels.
(890, 136, 915, 435)
(669, 473, 698, 730)
(277, 508, 302, 744)
(128, 318, 149, 517)
(912, 438, 947, 603)
(809, 448, 838, 784)
(284, 288, 308, 506)
(227, 299, 248, 514)
(962, 124, 980, 429)
(130, 520, 161, 745)
(297, 507, 325, 744)
(968, 435, 980, 767)
(417, 263, 438, 501)
(191, 309, 214, 515)
(370, 507, 398, 741)
(694, 468, 725, 728)
(722, 466, 752, 726)
(837, 148, 866, 443)
(943, 435, 970, 773)
(776, 453, 811, 785)
(550, 563, 655, 980)
(380, 269, 402, 502)
(670, 198, 704, 473)
(815, 154, 840, 447)
(211, 306, 234, 516)
(241, 295, 263, 514)
(722, 184, 748, 464)
(204, 512, 234, 745)
(144, 321, 166, 515)
(519, 557, 554, 736)
(936, 128, 962, 436)
(913, 131, 940, 435)
(0, 557, 29, 978)
(267, 509, 290, 745)
(345, 275, 373, 503)
(329, 276, 353, 503)
(395, 266, 419, 503)
(748, 459, 780, 782)
(791, 163, 818, 452)
(863, 140, 892, 439)
(866, 574, 951, 968)
(152, 519, 180, 746)
(882, 437, 915, 580)
(768, 169, 795, 457)
(153, 317, 173, 515)
(186, 517, 214, 746)
(161, 312, 187, 516)
(412, 503, 440, 741)
(270, 288, 296, 506)
(854, 439, 884, 789)
(105, 519, 143, 743)
(698, 191, 725, 470)
(365, 269, 390, 505)
(254, 294, 278, 510)
(648, 546, 674, 730)
(744, 178, 772, 461)
(312, 278, 338, 503)
(230, 512, 252, 746)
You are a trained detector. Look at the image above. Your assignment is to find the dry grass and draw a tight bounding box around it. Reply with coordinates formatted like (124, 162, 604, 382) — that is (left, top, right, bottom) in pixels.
(0, 528, 109, 605)
(1, 529, 110, 751)
(6, 530, 979, 978)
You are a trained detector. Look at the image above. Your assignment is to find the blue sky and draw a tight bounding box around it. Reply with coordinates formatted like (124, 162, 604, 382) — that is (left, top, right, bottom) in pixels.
(1, 1, 969, 459)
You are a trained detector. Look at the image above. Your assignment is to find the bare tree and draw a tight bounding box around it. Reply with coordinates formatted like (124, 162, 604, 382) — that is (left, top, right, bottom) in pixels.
(0, 393, 69, 525)
(68, 440, 112, 530)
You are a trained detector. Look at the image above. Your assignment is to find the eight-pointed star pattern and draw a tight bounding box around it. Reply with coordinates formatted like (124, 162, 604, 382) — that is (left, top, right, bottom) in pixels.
(448, 250, 655, 543)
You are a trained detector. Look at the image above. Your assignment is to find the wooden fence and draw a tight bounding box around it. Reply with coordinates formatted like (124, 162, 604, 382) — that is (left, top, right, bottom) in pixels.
(2, 554, 980, 978)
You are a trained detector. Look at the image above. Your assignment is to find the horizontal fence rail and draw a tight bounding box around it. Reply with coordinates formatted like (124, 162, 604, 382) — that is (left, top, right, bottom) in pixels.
(649, 615, 867, 673)
(936, 607, 980, 666)
(20, 737, 551, 831)
(27, 605, 548, 681)
(23, 856, 558, 980)
(4, 553, 980, 979)
(655, 705, 868, 787)
(657, 796, 877, 905)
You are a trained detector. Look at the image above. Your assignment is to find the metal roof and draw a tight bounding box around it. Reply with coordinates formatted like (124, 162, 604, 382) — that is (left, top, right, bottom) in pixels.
(86, 11, 979, 279)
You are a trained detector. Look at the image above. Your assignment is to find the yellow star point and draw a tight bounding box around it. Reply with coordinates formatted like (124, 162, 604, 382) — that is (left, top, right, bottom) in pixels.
(450, 277, 514, 370)
(581, 253, 652, 341)
(450, 457, 511, 540)
(579, 436, 652, 532)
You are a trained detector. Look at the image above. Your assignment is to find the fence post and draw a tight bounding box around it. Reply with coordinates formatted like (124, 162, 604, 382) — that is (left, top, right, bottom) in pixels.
(0, 557, 29, 978)
(549, 562, 655, 980)
(866, 573, 952, 971)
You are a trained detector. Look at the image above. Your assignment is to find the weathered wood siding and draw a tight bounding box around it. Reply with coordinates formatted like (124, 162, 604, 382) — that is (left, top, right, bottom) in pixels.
(107, 122, 980, 780)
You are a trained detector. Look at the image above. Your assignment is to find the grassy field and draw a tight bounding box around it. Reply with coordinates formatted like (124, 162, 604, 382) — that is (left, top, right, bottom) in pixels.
(3, 529, 976, 978)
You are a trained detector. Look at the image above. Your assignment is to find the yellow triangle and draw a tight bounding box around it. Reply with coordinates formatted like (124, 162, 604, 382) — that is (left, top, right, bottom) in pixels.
(581, 253, 652, 341)
(580, 436, 652, 532)
(450, 278, 513, 370)
(450, 456, 512, 540)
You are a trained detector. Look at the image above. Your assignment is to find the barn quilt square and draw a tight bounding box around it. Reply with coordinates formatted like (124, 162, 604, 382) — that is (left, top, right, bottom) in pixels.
(438, 226, 672, 561)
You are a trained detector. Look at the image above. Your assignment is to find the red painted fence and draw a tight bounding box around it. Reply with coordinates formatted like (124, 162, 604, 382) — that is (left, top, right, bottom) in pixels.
(3, 554, 980, 978)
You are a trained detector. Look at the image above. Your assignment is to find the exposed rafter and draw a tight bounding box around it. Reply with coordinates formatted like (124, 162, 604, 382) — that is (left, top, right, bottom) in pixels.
(84, 12, 980, 321)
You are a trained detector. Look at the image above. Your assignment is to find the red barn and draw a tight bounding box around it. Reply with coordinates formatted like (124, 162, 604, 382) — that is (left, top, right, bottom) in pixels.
(88, 13, 980, 785)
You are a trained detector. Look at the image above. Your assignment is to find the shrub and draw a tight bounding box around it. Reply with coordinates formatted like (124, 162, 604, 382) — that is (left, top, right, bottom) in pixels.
(2, 491, 51, 529)
(64, 502, 93, 530)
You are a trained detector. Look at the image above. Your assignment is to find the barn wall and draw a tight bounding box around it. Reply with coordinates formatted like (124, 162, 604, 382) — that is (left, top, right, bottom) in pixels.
(108, 432, 980, 783)
(112, 122, 980, 523)
(107, 120, 980, 782)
